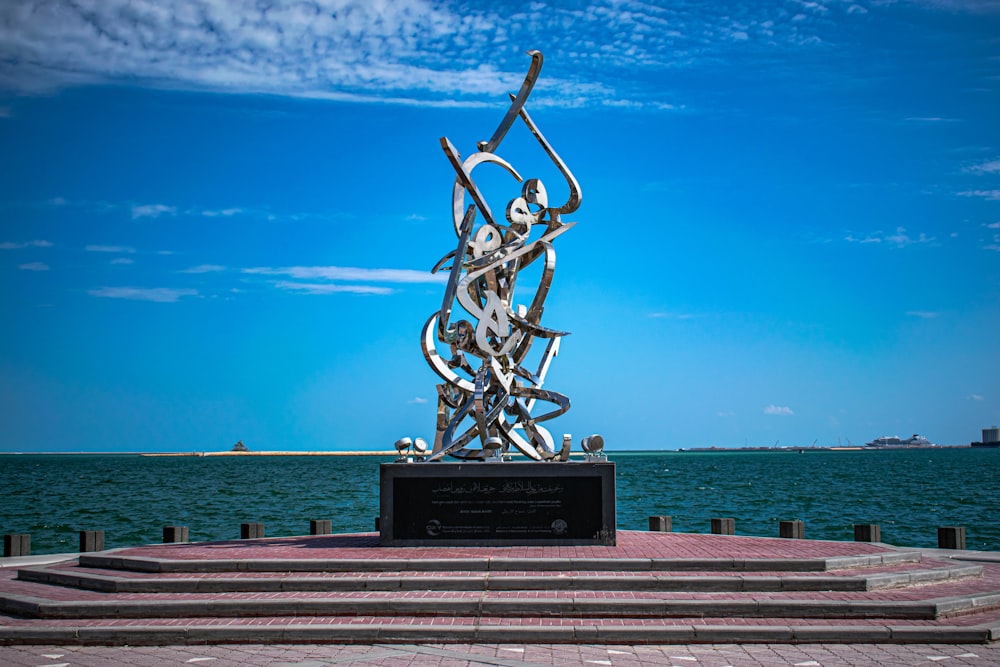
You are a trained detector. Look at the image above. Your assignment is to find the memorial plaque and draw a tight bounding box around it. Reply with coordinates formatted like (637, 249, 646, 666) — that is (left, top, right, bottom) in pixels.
(380, 462, 615, 546)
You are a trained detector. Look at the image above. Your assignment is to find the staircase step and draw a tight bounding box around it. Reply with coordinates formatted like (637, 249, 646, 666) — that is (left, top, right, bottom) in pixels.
(77, 551, 922, 574)
(0, 617, 997, 646)
(15, 563, 983, 594)
(2, 531, 998, 647)
(3, 587, 1000, 620)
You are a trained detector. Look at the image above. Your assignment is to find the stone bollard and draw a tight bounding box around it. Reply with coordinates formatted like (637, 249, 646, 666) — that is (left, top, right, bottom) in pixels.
(163, 526, 189, 543)
(710, 518, 735, 535)
(779, 520, 805, 539)
(240, 523, 265, 539)
(3, 534, 30, 557)
(938, 526, 966, 550)
(648, 516, 672, 532)
(79, 530, 105, 552)
(310, 520, 332, 536)
(854, 524, 881, 542)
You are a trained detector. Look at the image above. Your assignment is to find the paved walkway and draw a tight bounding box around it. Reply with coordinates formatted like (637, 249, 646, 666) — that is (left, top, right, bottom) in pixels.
(1, 641, 998, 666)
(3, 532, 999, 660)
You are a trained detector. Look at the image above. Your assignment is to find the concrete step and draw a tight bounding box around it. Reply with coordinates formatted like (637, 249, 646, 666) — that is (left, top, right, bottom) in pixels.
(76, 551, 923, 574)
(3, 587, 1000, 620)
(1, 617, 998, 646)
(14, 562, 983, 594)
(3, 532, 998, 647)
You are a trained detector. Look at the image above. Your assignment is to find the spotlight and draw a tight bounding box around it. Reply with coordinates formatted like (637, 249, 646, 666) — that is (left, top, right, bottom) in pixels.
(413, 437, 428, 455)
(394, 437, 413, 459)
(484, 436, 503, 461)
(581, 434, 605, 458)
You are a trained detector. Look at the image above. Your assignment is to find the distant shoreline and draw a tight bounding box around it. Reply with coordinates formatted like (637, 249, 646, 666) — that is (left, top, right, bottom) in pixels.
(140, 450, 399, 457)
(0, 445, 980, 456)
(0, 450, 398, 457)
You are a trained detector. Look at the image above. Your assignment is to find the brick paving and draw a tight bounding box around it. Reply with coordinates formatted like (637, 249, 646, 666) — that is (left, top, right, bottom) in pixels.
(0, 641, 998, 666)
(1, 530, 999, 648)
(107, 531, 894, 561)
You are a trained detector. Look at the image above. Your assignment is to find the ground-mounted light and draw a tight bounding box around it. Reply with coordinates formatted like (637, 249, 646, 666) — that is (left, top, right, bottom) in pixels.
(394, 437, 413, 461)
(581, 434, 606, 461)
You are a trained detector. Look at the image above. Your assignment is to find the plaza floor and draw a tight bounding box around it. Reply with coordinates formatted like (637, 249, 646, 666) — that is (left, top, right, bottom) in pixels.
(1, 640, 998, 666)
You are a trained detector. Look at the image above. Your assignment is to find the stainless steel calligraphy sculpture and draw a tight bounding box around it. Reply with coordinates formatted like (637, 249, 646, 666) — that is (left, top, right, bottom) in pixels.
(414, 50, 582, 462)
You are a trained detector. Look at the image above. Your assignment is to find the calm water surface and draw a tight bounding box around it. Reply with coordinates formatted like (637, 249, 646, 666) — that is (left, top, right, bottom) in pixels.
(1, 448, 997, 554)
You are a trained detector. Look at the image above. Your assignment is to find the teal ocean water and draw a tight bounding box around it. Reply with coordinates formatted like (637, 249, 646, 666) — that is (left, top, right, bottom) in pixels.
(1, 448, 997, 555)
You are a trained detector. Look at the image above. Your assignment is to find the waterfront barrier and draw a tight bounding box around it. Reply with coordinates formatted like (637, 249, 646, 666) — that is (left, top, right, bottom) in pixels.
(163, 526, 189, 543)
(939, 526, 967, 550)
(79, 530, 104, 552)
(648, 516, 672, 532)
(3, 534, 30, 557)
(310, 519, 332, 535)
(1, 521, 984, 557)
(779, 520, 805, 539)
(854, 523, 881, 542)
(710, 517, 735, 535)
(240, 523, 265, 539)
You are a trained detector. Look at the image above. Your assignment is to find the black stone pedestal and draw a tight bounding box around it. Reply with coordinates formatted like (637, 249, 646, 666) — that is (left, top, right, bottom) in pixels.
(379, 461, 616, 547)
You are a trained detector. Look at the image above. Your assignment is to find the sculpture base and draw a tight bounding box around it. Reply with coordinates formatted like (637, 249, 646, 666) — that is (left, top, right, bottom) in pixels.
(379, 461, 616, 547)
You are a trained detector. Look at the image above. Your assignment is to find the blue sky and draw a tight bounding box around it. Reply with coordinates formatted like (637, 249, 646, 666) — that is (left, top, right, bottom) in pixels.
(1, 0, 998, 452)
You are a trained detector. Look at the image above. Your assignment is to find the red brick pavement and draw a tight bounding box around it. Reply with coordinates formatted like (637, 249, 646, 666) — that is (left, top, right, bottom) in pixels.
(109, 530, 894, 561)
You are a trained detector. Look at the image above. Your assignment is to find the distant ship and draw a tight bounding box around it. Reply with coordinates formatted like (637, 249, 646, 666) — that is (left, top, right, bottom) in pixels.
(864, 434, 935, 447)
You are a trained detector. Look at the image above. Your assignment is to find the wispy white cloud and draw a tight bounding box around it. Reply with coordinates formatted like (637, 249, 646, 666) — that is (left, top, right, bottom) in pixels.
(180, 264, 227, 274)
(131, 204, 177, 220)
(1, 239, 52, 249)
(649, 311, 695, 320)
(763, 404, 794, 416)
(18, 261, 49, 271)
(200, 208, 244, 217)
(245, 266, 446, 284)
(904, 116, 961, 123)
(986, 222, 1000, 229)
(845, 227, 935, 247)
(906, 310, 940, 319)
(885, 227, 935, 247)
(274, 281, 393, 296)
(408, 397, 429, 404)
(910, 0, 1000, 15)
(959, 190, 1000, 200)
(86, 245, 137, 254)
(964, 158, 1000, 175)
(969, 394, 984, 401)
(0, 0, 845, 108)
(110, 257, 134, 265)
(88, 287, 198, 303)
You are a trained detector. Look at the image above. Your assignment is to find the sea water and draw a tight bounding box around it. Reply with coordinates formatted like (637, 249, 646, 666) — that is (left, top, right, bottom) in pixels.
(1, 448, 997, 555)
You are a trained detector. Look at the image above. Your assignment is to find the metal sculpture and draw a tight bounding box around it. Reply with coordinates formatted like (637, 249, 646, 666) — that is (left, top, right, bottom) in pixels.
(412, 50, 583, 462)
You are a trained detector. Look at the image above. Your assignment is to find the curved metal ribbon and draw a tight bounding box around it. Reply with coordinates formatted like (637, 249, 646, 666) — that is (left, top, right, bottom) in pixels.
(418, 49, 581, 461)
